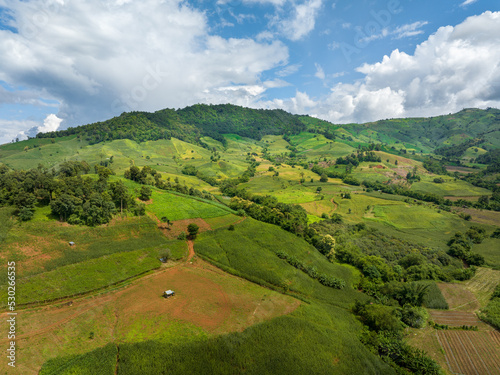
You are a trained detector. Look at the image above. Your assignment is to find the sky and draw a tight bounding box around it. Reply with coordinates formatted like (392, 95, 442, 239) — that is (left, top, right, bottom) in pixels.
(0, 0, 499, 144)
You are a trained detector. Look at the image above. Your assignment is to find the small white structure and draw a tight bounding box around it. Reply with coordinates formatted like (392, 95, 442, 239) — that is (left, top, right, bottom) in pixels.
(163, 290, 175, 298)
(69, 241, 75, 246)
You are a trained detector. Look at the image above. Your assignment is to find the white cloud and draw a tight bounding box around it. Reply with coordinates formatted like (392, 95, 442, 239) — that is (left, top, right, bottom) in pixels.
(460, 0, 478, 7)
(263, 11, 500, 123)
(393, 21, 428, 39)
(276, 63, 301, 77)
(0, 0, 288, 138)
(314, 63, 325, 80)
(278, 0, 323, 41)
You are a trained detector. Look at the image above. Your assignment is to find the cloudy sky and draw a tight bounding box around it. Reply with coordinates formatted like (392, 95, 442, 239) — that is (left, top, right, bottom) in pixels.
(0, 0, 499, 144)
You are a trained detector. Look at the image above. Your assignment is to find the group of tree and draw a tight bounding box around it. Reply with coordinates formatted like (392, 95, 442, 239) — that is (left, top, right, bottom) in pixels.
(0, 162, 146, 225)
(124, 164, 215, 201)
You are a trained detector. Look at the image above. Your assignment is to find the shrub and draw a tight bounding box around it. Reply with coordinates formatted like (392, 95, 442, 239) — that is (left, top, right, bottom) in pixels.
(177, 232, 187, 240)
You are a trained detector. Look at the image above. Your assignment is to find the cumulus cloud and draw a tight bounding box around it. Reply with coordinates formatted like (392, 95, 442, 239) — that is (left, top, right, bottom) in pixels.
(277, 0, 323, 41)
(265, 11, 500, 123)
(14, 114, 63, 141)
(0, 0, 288, 137)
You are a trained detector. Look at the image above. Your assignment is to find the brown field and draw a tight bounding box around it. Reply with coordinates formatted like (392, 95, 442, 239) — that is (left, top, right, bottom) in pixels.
(0, 259, 299, 375)
(437, 283, 479, 312)
(444, 195, 480, 202)
(149, 212, 212, 239)
(445, 166, 477, 174)
(455, 207, 500, 226)
(437, 330, 500, 375)
(428, 310, 484, 327)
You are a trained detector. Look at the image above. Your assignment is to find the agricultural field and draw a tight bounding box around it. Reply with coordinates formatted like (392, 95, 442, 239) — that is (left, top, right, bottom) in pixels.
(464, 268, 500, 306)
(2, 258, 300, 375)
(437, 330, 500, 375)
(146, 189, 234, 222)
(195, 218, 364, 308)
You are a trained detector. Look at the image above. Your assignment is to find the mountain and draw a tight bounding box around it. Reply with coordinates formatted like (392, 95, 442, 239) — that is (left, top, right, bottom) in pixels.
(32, 105, 500, 154)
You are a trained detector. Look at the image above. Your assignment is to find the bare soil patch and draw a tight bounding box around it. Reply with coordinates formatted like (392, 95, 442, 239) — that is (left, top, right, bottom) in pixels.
(148, 213, 212, 239)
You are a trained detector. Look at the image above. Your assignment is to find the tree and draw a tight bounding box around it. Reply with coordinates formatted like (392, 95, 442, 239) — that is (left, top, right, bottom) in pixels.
(320, 173, 328, 182)
(50, 194, 82, 221)
(139, 185, 152, 201)
(110, 180, 129, 213)
(187, 223, 199, 239)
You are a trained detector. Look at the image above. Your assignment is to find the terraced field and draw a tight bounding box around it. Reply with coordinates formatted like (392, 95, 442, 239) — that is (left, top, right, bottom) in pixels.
(437, 330, 500, 375)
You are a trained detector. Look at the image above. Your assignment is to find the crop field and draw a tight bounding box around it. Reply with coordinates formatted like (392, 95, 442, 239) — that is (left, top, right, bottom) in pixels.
(2, 248, 162, 307)
(146, 189, 233, 221)
(465, 267, 500, 306)
(368, 203, 467, 231)
(3, 259, 299, 375)
(428, 310, 483, 327)
(437, 283, 479, 312)
(437, 330, 500, 375)
(419, 281, 449, 310)
(0, 214, 169, 280)
(195, 218, 364, 308)
(411, 176, 491, 197)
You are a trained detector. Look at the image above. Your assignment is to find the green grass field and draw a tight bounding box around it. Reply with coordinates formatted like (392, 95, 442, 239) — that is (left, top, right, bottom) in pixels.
(1, 248, 164, 306)
(147, 189, 234, 221)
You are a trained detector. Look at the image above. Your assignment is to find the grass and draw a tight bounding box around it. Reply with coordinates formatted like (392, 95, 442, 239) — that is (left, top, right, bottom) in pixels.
(1, 248, 162, 307)
(464, 267, 500, 307)
(147, 189, 234, 221)
(411, 175, 491, 197)
(195, 218, 364, 308)
(473, 238, 500, 269)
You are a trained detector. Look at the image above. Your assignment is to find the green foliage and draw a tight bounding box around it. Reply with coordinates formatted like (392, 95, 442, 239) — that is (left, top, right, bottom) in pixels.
(138, 185, 152, 201)
(401, 305, 428, 328)
(478, 298, 500, 330)
(419, 281, 449, 309)
(187, 223, 199, 239)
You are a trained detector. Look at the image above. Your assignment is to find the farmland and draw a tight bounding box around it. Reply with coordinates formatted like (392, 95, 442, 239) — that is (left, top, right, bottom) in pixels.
(437, 330, 500, 375)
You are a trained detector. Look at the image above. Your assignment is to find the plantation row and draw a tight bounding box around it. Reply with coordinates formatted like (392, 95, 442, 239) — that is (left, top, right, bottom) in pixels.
(437, 330, 500, 375)
(275, 250, 345, 289)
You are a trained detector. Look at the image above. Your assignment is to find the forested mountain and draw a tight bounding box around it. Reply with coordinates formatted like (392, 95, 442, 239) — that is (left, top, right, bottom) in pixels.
(33, 104, 500, 155)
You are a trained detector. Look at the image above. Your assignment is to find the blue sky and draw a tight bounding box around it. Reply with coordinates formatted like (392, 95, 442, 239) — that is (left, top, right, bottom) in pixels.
(0, 0, 499, 144)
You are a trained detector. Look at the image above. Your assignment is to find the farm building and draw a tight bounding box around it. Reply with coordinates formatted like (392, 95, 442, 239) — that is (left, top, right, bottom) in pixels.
(163, 290, 175, 298)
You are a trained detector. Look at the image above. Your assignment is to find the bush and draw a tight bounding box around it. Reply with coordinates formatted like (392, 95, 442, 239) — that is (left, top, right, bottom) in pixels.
(177, 232, 187, 240)
(401, 305, 428, 328)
